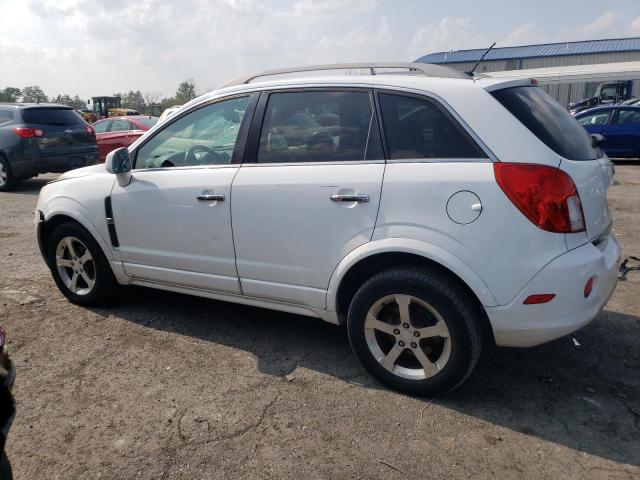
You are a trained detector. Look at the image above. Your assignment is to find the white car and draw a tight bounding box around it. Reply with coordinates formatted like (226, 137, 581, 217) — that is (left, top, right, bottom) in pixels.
(35, 63, 621, 395)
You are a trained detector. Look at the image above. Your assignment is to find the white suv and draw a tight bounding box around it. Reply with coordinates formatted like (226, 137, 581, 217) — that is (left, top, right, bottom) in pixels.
(35, 63, 621, 395)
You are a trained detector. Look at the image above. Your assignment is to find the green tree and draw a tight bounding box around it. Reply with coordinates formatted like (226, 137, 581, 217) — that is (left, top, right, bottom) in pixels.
(71, 95, 87, 110)
(51, 94, 86, 110)
(175, 79, 197, 104)
(121, 90, 146, 112)
(21, 85, 47, 103)
(0, 87, 21, 102)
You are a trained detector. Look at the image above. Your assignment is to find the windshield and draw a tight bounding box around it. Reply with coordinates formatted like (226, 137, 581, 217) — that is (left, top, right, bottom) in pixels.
(21, 108, 84, 126)
(491, 86, 601, 161)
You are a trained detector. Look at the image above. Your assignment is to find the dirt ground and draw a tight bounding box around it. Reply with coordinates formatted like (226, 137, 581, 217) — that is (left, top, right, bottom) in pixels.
(1, 164, 639, 480)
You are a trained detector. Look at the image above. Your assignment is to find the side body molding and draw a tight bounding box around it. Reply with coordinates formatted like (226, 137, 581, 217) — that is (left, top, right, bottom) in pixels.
(325, 238, 498, 314)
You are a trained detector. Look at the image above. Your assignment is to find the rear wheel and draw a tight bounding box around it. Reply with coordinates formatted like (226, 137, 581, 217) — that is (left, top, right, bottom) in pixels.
(0, 157, 17, 192)
(46, 222, 117, 306)
(347, 268, 482, 396)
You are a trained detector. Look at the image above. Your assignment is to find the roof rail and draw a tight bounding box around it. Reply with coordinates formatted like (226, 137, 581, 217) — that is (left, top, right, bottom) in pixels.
(219, 62, 470, 88)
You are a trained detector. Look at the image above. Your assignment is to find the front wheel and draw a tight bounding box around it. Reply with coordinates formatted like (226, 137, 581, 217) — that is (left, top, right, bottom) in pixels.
(46, 222, 117, 306)
(347, 268, 482, 396)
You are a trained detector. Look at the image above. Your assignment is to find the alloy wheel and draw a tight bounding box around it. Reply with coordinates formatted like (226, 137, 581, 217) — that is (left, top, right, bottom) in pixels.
(364, 294, 451, 380)
(55, 236, 96, 296)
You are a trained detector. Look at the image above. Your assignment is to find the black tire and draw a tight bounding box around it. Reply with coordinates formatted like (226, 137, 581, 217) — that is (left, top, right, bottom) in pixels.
(0, 156, 18, 192)
(0, 451, 13, 480)
(46, 222, 117, 306)
(347, 267, 482, 396)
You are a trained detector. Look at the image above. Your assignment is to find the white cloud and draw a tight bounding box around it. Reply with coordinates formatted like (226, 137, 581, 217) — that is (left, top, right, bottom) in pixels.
(630, 16, 640, 33)
(411, 17, 488, 58)
(582, 10, 618, 34)
(503, 23, 549, 46)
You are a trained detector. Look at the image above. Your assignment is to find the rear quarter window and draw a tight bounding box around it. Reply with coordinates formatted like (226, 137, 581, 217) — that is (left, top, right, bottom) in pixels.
(491, 86, 601, 161)
(21, 108, 84, 126)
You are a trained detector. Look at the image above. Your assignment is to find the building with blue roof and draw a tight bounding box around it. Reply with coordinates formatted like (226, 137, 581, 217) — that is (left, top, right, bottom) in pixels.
(415, 37, 640, 106)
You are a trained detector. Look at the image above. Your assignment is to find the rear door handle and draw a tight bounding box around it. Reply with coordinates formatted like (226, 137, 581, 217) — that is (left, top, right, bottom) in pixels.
(330, 193, 369, 203)
(197, 193, 225, 201)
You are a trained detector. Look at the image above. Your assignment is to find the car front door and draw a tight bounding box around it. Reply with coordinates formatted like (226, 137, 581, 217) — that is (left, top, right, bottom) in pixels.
(110, 94, 257, 293)
(609, 108, 640, 157)
(231, 89, 385, 308)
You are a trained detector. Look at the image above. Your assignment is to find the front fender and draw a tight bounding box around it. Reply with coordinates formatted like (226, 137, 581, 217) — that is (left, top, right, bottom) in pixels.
(326, 238, 498, 312)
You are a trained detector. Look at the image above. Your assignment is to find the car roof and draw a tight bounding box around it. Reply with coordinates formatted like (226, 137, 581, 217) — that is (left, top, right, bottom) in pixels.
(184, 73, 530, 111)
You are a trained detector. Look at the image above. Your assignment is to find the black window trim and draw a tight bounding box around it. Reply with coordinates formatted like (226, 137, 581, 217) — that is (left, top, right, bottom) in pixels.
(130, 92, 259, 171)
(242, 87, 386, 166)
(373, 88, 491, 163)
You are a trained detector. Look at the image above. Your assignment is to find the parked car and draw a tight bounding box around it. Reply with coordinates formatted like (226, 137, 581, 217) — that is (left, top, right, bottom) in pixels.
(0, 103, 98, 191)
(575, 106, 640, 158)
(93, 116, 158, 162)
(0, 326, 15, 479)
(618, 97, 640, 106)
(569, 81, 632, 115)
(35, 63, 621, 396)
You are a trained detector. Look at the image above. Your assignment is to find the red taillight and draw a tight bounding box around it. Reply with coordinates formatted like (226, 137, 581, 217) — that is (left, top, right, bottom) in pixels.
(86, 125, 95, 136)
(584, 276, 595, 298)
(494, 163, 585, 233)
(13, 127, 44, 138)
(523, 293, 556, 305)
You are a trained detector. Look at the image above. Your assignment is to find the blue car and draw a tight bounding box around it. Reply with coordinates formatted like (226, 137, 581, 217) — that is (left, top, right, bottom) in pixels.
(575, 105, 640, 158)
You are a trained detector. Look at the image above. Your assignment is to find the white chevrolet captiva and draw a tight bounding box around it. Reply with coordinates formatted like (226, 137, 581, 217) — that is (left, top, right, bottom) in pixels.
(36, 63, 621, 395)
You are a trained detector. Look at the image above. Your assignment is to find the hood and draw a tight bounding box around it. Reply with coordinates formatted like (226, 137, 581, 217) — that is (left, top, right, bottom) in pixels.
(54, 163, 108, 182)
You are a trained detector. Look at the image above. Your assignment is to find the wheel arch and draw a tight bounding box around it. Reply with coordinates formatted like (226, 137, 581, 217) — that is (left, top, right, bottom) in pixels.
(328, 240, 497, 342)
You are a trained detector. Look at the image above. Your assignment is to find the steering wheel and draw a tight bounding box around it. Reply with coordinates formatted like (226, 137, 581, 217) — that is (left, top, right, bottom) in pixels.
(185, 144, 218, 165)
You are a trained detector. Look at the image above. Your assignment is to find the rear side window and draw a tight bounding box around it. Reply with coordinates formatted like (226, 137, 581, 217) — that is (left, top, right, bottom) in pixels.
(617, 109, 640, 124)
(21, 108, 84, 126)
(257, 90, 383, 163)
(0, 109, 13, 124)
(577, 111, 611, 126)
(110, 119, 130, 132)
(491, 86, 601, 160)
(133, 117, 157, 128)
(378, 93, 486, 160)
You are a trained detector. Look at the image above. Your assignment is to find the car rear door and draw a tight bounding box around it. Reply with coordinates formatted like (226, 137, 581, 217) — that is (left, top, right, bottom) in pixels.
(100, 118, 131, 154)
(230, 89, 385, 308)
(110, 94, 257, 293)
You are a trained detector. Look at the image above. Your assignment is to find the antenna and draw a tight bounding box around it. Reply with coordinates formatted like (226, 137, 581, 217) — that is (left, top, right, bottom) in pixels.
(466, 42, 496, 77)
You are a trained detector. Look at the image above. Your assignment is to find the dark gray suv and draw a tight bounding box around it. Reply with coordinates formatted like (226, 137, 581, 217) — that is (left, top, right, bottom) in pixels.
(0, 103, 98, 191)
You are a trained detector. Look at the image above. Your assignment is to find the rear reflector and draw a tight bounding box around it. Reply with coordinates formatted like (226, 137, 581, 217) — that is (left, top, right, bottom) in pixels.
(584, 276, 595, 298)
(13, 127, 44, 138)
(523, 294, 556, 305)
(494, 163, 585, 233)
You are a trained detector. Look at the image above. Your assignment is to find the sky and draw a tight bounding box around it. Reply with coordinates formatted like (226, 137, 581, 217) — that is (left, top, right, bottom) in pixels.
(1, 0, 639, 101)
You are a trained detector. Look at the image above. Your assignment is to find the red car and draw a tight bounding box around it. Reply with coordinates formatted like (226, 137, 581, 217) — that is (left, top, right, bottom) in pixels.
(93, 116, 158, 162)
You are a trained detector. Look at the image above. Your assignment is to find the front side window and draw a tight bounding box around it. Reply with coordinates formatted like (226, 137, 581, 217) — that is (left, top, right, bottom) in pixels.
(136, 96, 250, 169)
(257, 90, 383, 163)
(93, 120, 110, 133)
(617, 109, 640, 125)
(577, 111, 611, 126)
(378, 93, 486, 160)
(110, 119, 130, 132)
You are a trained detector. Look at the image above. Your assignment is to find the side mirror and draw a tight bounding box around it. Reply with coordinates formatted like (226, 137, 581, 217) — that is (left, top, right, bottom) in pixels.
(590, 133, 606, 148)
(105, 147, 132, 174)
(105, 147, 132, 186)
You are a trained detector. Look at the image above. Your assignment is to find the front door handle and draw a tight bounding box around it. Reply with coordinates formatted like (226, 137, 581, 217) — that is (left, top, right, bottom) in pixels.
(197, 193, 225, 201)
(330, 193, 369, 203)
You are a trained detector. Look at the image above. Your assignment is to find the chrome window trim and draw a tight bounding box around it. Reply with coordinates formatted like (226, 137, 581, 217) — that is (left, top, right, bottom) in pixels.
(240, 160, 386, 168)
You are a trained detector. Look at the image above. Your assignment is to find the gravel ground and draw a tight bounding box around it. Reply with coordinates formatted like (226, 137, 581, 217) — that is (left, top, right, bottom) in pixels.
(1, 165, 639, 479)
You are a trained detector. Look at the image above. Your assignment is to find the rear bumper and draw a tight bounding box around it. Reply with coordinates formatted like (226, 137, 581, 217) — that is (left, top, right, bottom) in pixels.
(13, 150, 99, 178)
(486, 234, 622, 347)
(36, 151, 99, 174)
